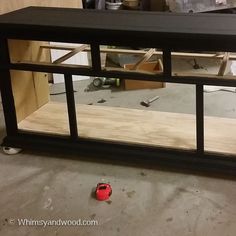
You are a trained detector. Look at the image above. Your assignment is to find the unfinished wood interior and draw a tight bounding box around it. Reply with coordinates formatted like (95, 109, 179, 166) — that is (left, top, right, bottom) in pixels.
(0, 0, 82, 15)
(9, 40, 50, 122)
(13, 41, 236, 156)
(18, 102, 236, 155)
(5, 21, 236, 156)
(30, 44, 236, 78)
(11, 41, 235, 81)
(41, 44, 236, 60)
(2, 1, 83, 122)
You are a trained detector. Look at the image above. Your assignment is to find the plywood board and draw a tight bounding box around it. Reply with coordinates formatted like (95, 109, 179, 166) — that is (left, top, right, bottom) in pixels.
(31, 41, 50, 106)
(8, 40, 49, 122)
(19, 102, 196, 150)
(124, 62, 165, 90)
(0, 0, 82, 15)
(18, 102, 236, 155)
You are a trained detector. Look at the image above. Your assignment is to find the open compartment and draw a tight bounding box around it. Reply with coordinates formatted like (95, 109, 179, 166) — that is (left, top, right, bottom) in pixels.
(171, 51, 236, 80)
(204, 85, 236, 155)
(9, 40, 236, 157)
(16, 69, 197, 151)
(75, 82, 197, 150)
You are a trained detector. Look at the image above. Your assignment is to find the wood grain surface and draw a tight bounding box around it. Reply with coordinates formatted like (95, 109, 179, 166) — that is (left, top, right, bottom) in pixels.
(18, 102, 236, 155)
(0, 0, 82, 15)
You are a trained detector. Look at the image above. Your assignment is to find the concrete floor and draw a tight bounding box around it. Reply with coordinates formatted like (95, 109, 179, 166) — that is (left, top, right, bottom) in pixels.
(1, 58, 236, 236)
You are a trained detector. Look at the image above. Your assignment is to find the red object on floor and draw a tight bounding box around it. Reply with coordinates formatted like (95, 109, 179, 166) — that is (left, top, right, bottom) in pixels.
(95, 183, 112, 201)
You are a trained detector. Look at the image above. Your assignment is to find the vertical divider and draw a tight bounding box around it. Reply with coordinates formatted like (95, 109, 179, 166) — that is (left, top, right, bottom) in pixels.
(64, 73, 78, 139)
(91, 43, 101, 72)
(196, 84, 204, 155)
(163, 49, 172, 78)
(0, 37, 18, 136)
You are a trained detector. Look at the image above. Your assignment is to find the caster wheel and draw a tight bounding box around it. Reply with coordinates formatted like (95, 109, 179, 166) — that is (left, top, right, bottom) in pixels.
(2, 146, 22, 155)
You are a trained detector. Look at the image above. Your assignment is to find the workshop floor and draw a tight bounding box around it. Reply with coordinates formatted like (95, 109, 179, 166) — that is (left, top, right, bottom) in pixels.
(1, 58, 236, 236)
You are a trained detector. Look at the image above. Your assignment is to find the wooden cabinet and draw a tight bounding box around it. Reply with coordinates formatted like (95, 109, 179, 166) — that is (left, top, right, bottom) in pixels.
(2, 6, 236, 174)
(0, 0, 82, 122)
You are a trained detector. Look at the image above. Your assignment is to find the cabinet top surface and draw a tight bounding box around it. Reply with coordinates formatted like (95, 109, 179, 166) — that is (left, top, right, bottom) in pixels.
(0, 6, 236, 36)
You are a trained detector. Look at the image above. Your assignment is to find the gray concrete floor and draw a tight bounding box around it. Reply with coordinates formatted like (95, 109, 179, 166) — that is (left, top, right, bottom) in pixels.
(1, 58, 236, 236)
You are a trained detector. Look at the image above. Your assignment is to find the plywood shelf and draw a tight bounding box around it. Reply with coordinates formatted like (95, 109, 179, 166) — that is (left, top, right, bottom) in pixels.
(18, 102, 236, 155)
